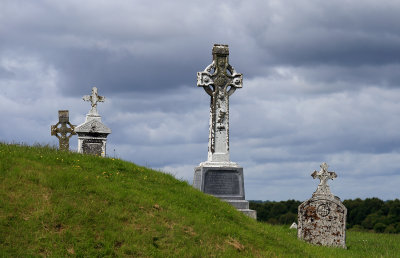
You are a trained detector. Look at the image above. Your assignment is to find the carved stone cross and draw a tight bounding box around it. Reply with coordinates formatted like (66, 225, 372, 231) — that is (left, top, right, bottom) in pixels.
(51, 110, 76, 151)
(197, 44, 243, 163)
(311, 162, 337, 196)
(83, 87, 105, 116)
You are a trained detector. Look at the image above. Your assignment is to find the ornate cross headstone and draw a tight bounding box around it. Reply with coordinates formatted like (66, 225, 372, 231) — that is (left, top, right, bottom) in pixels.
(298, 163, 347, 248)
(51, 110, 76, 151)
(197, 44, 243, 162)
(75, 87, 111, 156)
(83, 87, 105, 116)
(311, 162, 337, 196)
(193, 44, 256, 219)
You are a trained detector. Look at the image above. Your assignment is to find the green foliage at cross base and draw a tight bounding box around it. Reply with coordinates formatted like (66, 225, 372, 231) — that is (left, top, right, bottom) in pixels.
(1, 143, 400, 257)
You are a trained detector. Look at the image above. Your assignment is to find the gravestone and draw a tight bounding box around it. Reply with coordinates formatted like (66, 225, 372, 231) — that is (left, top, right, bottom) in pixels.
(75, 87, 111, 156)
(298, 162, 347, 248)
(193, 44, 256, 219)
(51, 110, 76, 151)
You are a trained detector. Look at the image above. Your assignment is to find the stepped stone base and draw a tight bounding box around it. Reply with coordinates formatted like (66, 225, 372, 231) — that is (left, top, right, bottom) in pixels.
(238, 209, 257, 219)
(193, 163, 257, 219)
(223, 200, 257, 219)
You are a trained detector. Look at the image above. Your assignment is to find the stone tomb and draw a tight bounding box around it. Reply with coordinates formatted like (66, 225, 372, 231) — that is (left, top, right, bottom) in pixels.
(75, 87, 111, 156)
(193, 44, 256, 218)
(51, 110, 76, 151)
(298, 162, 347, 248)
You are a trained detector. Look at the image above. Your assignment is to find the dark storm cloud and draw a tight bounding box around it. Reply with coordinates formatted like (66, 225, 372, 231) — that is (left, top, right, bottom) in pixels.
(3, 0, 400, 95)
(252, 1, 400, 66)
(52, 48, 201, 95)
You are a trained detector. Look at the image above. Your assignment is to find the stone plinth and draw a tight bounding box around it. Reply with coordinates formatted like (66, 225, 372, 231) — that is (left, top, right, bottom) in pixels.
(194, 163, 256, 219)
(193, 44, 256, 219)
(75, 87, 111, 157)
(298, 163, 347, 248)
(75, 117, 111, 156)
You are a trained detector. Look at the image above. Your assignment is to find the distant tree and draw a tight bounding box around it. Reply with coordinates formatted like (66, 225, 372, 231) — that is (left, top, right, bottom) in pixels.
(388, 199, 400, 217)
(374, 223, 386, 233)
(384, 224, 396, 234)
(361, 213, 380, 229)
(278, 212, 297, 224)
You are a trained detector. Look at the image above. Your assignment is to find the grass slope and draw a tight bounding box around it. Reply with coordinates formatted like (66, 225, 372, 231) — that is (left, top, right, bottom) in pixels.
(1, 143, 399, 257)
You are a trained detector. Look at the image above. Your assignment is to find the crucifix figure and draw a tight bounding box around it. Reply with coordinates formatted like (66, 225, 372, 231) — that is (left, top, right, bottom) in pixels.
(51, 110, 76, 151)
(197, 44, 243, 163)
(83, 87, 105, 116)
(311, 162, 337, 196)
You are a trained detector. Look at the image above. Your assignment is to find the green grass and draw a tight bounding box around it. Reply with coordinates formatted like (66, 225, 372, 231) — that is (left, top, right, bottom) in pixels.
(1, 143, 400, 257)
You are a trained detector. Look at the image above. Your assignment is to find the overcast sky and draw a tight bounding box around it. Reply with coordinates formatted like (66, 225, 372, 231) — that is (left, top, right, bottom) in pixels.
(1, 0, 400, 201)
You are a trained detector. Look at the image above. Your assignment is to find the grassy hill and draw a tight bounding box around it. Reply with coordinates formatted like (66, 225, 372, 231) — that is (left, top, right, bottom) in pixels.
(1, 143, 399, 257)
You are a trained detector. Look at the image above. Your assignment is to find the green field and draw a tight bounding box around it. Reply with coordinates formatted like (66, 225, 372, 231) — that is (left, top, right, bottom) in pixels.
(1, 143, 399, 257)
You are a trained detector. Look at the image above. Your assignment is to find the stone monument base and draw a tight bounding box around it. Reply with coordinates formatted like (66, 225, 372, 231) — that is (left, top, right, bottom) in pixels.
(193, 163, 256, 219)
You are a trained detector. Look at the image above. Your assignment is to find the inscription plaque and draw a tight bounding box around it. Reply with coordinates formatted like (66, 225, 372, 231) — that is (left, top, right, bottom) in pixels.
(82, 138, 103, 155)
(204, 170, 240, 195)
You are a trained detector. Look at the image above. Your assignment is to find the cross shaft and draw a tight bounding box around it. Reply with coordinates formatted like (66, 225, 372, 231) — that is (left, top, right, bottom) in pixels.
(197, 44, 242, 163)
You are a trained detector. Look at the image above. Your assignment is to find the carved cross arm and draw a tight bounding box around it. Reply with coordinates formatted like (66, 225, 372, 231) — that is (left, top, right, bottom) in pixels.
(51, 123, 60, 136)
(83, 95, 91, 102)
(97, 95, 105, 102)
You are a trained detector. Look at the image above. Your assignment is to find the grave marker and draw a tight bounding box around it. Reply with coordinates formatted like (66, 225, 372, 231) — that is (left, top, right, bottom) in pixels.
(193, 44, 256, 219)
(51, 110, 76, 151)
(75, 87, 111, 156)
(298, 162, 347, 248)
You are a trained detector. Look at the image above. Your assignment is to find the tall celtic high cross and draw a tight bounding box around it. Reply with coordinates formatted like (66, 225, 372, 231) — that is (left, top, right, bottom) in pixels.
(197, 44, 243, 163)
(83, 87, 105, 116)
(51, 110, 76, 151)
(311, 162, 337, 196)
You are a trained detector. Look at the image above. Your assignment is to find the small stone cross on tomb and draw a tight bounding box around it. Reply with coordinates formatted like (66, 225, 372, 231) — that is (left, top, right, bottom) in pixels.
(197, 44, 243, 163)
(83, 87, 105, 116)
(51, 110, 76, 151)
(311, 162, 337, 196)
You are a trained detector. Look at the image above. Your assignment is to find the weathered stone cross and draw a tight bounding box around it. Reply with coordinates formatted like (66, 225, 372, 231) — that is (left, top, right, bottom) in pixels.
(83, 87, 105, 116)
(311, 162, 337, 196)
(51, 110, 76, 151)
(197, 44, 243, 163)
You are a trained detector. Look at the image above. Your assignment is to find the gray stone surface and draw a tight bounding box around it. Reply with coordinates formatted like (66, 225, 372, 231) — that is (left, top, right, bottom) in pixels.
(298, 163, 347, 248)
(51, 110, 76, 151)
(75, 87, 111, 157)
(193, 44, 255, 219)
(197, 44, 242, 164)
(194, 166, 245, 200)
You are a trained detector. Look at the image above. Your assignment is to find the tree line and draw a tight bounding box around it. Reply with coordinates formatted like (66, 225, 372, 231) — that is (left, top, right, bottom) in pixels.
(249, 198, 400, 234)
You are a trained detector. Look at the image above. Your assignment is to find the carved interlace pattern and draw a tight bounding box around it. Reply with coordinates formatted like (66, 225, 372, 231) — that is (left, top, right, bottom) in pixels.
(51, 110, 76, 151)
(197, 45, 243, 162)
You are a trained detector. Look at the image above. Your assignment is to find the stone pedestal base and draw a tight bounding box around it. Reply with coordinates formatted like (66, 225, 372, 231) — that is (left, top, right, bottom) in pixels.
(193, 163, 256, 219)
(77, 135, 108, 157)
(74, 115, 111, 157)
